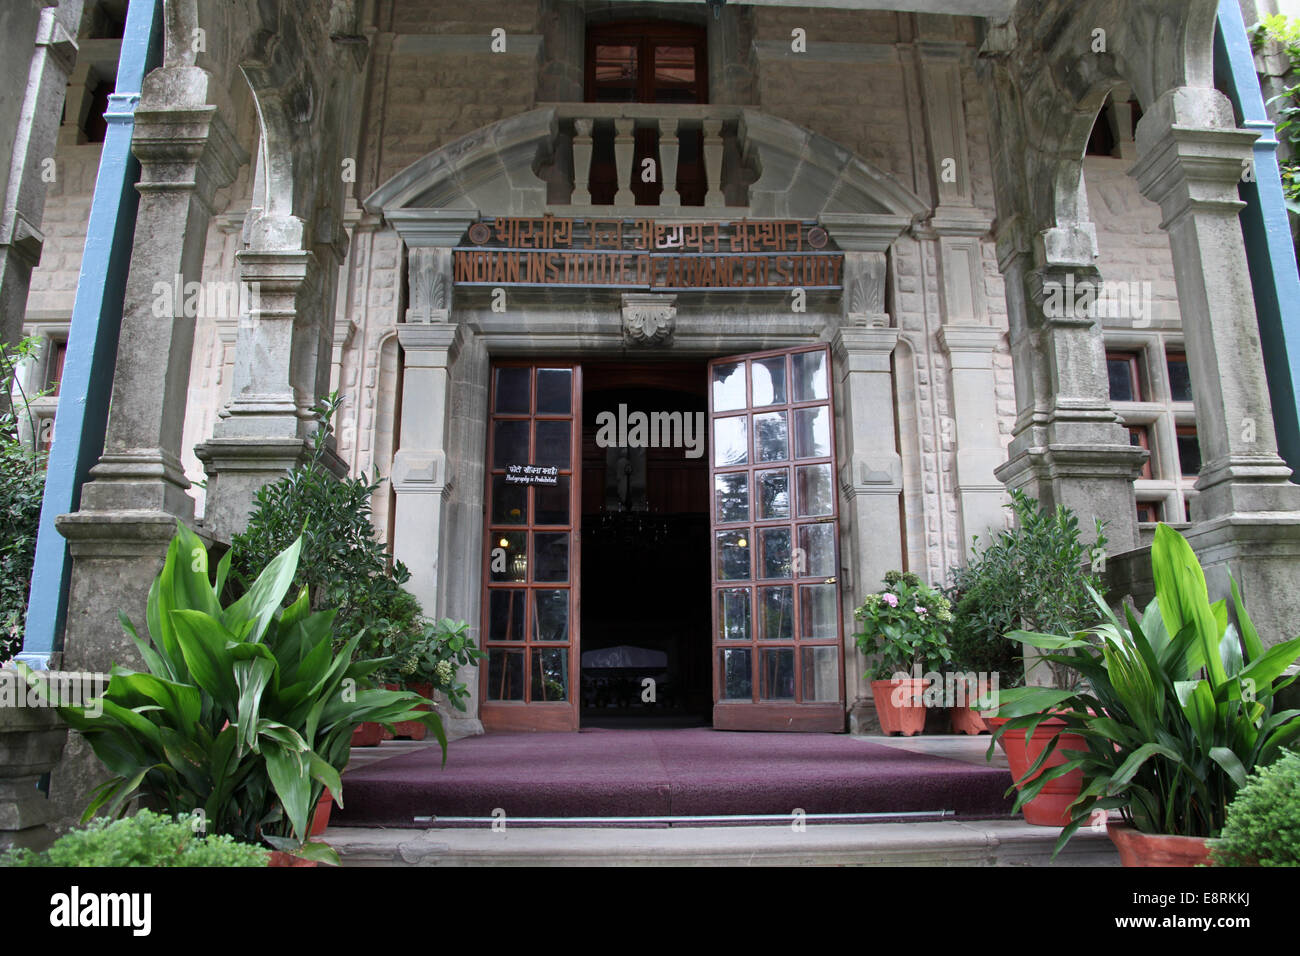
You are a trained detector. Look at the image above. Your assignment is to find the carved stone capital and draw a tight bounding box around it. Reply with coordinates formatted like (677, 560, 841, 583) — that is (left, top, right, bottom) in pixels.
(621, 293, 676, 346)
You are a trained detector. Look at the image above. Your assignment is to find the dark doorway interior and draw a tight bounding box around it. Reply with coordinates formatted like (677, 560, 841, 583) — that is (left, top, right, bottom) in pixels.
(580, 362, 711, 727)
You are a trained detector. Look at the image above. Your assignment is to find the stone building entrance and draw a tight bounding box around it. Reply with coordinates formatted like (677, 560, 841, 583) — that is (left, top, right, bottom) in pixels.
(479, 348, 847, 733)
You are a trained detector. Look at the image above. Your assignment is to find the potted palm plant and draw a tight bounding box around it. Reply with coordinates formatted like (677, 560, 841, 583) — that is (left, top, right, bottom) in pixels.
(991, 524, 1300, 864)
(853, 571, 953, 736)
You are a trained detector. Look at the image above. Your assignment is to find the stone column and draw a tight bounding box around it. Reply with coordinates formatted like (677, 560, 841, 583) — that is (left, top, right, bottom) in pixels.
(196, 215, 347, 541)
(994, 226, 1146, 553)
(56, 68, 246, 673)
(0, 0, 79, 360)
(0, 689, 67, 851)
(390, 242, 482, 737)
(1133, 87, 1300, 520)
(1130, 86, 1300, 643)
(940, 325, 1008, 553)
(833, 327, 903, 733)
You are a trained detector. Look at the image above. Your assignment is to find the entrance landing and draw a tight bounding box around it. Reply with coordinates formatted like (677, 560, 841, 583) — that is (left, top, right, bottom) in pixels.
(333, 729, 1016, 827)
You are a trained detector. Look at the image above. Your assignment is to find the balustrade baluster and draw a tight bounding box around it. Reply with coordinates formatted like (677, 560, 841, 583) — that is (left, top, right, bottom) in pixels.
(613, 118, 635, 207)
(572, 118, 594, 205)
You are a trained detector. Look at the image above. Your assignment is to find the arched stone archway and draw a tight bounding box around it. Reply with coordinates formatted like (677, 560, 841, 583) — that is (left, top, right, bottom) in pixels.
(980, 0, 1300, 643)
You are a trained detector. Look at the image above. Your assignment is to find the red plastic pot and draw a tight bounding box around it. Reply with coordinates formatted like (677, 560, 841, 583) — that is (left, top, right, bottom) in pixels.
(949, 704, 988, 735)
(986, 716, 1087, 826)
(871, 678, 927, 736)
(1108, 822, 1213, 867)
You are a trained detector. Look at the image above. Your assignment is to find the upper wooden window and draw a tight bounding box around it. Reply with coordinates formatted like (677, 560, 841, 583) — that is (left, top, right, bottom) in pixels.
(586, 20, 707, 105)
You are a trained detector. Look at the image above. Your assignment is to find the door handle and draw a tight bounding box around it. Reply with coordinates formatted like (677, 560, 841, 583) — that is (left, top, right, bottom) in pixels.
(824, 577, 836, 585)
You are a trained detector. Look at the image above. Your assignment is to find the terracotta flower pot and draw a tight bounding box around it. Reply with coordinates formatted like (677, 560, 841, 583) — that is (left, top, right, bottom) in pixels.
(949, 704, 988, 735)
(310, 788, 334, 837)
(986, 716, 1086, 826)
(871, 678, 927, 736)
(1108, 822, 1213, 867)
(350, 722, 384, 747)
(390, 681, 434, 740)
(268, 850, 323, 867)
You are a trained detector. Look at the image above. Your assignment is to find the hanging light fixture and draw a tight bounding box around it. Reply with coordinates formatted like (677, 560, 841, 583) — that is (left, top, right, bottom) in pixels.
(707, 0, 725, 21)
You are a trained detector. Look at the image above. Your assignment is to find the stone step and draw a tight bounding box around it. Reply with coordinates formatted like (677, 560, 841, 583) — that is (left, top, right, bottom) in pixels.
(324, 819, 1120, 867)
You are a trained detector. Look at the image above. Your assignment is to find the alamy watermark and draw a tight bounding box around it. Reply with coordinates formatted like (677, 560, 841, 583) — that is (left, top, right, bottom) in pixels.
(1042, 273, 1153, 327)
(595, 404, 706, 459)
(888, 668, 1001, 710)
(151, 274, 262, 320)
(1, 669, 106, 717)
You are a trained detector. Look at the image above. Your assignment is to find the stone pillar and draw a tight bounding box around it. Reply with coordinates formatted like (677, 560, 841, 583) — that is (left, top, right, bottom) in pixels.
(994, 229, 1146, 553)
(0, 0, 79, 360)
(940, 325, 1009, 553)
(196, 215, 347, 541)
(1130, 86, 1300, 643)
(1133, 87, 1300, 520)
(833, 313, 904, 734)
(390, 242, 482, 737)
(56, 68, 246, 673)
(0, 682, 67, 851)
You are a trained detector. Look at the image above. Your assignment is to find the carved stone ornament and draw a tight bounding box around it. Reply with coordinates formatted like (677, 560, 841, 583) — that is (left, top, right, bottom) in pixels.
(621, 293, 677, 346)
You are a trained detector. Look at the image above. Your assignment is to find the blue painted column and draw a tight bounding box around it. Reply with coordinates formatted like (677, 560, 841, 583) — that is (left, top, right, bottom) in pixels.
(18, 0, 162, 668)
(1216, 0, 1300, 478)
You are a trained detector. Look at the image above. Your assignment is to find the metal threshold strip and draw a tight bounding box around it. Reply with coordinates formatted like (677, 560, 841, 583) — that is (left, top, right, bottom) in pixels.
(412, 810, 955, 828)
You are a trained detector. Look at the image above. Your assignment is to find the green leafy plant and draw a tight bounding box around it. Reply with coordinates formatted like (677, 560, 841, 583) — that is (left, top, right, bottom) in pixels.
(947, 489, 1107, 688)
(1211, 749, 1300, 866)
(1255, 14, 1300, 212)
(0, 337, 48, 664)
(18, 523, 445, 862)
(990, 524, 1300, 857)
(376, 618, 485, 711)
(1, 809, 269, 867)
(853, 570, 954, 680)
(230, 393, 459, 687)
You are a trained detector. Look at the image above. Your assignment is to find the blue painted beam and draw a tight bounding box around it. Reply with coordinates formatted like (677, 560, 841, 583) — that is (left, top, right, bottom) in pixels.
(1216, 0, 1300, 478)
(18, 0, 162, 668)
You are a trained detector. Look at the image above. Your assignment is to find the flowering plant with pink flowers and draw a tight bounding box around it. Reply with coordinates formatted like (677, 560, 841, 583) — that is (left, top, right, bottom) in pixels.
(853, 570, 954, 679)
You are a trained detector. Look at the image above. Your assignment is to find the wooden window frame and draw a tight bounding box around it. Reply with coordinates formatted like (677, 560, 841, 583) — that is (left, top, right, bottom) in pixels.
(1127, 425, 1154, 480)
(585, 19, 708, 105)
(1107, 350, 1143, 404)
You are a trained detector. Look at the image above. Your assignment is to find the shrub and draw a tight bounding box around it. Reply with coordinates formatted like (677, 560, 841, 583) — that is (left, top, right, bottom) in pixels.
(374, 617, 485, 711)
(947, 489, 1107, 687)
(1, 810, 269, 867)
(0, 338, 47, 664)
(1212, 750, 1300, 866)
(853, 570, 954, 679)
(230, 393, 425, 674)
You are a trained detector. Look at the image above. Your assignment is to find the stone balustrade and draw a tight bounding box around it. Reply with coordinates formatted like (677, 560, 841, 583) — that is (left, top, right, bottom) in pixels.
(546, 103, 744, 210)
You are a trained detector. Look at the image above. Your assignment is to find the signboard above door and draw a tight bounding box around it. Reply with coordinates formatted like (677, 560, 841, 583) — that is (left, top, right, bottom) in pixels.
(454, 216, 843, 292)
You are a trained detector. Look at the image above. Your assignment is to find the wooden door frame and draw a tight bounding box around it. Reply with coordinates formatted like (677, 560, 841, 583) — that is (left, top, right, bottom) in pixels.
(479, 361, 583, 732)
(708, 344, 847, 732)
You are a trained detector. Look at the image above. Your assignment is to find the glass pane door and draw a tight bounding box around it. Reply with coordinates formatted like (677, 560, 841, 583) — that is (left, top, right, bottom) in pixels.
(709, 346, 845, 731)
(481, 364, 581, 731)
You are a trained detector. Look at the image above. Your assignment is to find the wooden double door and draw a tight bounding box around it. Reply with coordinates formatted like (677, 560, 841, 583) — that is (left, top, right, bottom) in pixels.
(479, 346, 846, 732)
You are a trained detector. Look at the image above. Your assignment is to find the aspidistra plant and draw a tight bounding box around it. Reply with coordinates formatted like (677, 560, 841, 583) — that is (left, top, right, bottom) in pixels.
(987, 524, 1300, 856)
(19, 523, 446, 861)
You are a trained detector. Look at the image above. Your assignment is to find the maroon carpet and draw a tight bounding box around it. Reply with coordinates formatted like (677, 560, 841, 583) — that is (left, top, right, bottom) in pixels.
(334, 729, 1016, 826)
